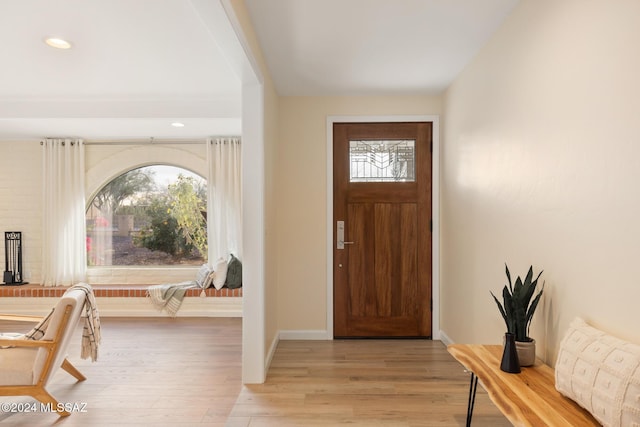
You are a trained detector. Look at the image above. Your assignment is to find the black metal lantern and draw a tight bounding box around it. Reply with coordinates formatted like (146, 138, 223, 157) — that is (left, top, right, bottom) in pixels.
(4, 231, 27, 285)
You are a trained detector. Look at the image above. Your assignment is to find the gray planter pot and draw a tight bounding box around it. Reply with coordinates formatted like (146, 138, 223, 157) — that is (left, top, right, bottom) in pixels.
(515, 339, 536, 366)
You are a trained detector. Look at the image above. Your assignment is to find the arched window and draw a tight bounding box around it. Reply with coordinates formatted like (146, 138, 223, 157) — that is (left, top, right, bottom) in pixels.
(86, 165, 207, 266)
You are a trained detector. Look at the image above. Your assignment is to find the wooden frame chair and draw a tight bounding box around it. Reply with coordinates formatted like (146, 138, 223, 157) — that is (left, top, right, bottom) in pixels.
(0, 288, 88, 417)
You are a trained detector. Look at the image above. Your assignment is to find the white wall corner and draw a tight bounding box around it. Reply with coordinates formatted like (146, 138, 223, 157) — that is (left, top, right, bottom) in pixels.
(439, 330, 454, 346)
(265, 331, 280, 373)
(264, 330, 329, 374)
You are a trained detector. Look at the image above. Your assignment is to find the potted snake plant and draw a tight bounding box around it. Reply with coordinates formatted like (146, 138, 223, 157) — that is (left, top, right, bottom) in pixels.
(491, 264, 544, 366)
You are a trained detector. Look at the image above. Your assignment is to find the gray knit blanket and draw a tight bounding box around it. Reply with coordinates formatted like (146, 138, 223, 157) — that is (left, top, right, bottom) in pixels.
(147, 281, 198, 317)
(73, 283, 101, 362)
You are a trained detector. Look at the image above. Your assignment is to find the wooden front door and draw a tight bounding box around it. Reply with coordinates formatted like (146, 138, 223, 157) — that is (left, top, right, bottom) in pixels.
(333, 122, 432, 338)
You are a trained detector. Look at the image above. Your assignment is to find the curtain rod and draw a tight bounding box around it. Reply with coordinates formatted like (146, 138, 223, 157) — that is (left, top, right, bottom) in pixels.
(41, 136, 241, 146)
(85, 136, 241, 145)
(84, 138, 206, 146)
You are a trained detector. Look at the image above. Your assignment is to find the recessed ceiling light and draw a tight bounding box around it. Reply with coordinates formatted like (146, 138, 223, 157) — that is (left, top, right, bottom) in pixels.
(171, 122, 185, 128)
(44, 37, 72, 49)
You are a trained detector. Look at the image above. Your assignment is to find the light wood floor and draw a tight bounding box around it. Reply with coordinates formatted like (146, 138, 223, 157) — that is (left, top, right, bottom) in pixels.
(0, 317, 242, 427)
(227, 340, 510, 427)
(0, 318, 509, 426)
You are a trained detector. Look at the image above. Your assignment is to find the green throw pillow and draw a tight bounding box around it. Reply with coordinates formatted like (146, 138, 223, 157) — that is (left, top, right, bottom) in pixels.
(225, 254, 243, 289)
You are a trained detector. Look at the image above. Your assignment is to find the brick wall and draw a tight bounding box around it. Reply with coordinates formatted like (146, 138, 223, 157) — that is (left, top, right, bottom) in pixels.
(0, 141, 42, 283)
(0, 140, 216, 285)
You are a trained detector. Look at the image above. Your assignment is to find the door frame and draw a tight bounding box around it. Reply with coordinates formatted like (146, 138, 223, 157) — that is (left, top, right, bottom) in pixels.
(326, 115, 440, 340)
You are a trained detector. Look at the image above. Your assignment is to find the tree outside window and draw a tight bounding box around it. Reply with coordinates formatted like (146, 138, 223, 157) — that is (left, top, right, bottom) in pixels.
(86, 165, 207, 266)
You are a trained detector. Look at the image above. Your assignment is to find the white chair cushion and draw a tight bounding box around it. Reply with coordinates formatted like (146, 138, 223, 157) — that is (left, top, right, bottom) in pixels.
(34, 288, 86, 384)
(555, 317, 640, 427)
(0, 347, 38, 385)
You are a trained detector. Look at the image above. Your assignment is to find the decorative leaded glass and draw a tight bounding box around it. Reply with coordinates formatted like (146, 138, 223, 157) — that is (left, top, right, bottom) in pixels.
(349, 140, 415, 182)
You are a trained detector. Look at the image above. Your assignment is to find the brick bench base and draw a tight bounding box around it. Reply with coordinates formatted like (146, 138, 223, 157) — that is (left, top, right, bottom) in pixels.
(0, 284, 242, 298)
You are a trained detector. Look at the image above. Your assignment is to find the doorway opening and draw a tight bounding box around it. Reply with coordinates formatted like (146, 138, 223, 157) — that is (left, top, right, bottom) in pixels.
(326, 116, 441, 340)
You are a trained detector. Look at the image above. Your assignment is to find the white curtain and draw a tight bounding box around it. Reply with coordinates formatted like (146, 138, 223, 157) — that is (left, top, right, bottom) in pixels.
(41, 138, 87, 286)
(207, 137, 242, 263)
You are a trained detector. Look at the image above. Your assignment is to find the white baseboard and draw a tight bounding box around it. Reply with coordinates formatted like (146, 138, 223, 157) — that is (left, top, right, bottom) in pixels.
(278, 330, 330, 340)
(0, 297, 242, 317)
(277, 330, 447, 341)
(265, 332, 279, 373)
(262, 330, 329, 375)
(439, 330, 454, 346)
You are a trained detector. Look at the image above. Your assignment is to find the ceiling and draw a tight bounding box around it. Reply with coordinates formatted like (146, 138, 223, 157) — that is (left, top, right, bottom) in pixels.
(0, 0, 242, 141)
(0, 0, 520, 142)
(245, 0, 520, 96)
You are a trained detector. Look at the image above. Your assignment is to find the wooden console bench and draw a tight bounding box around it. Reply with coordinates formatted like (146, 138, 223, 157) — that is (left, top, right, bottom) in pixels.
(448, 344, 600, 427)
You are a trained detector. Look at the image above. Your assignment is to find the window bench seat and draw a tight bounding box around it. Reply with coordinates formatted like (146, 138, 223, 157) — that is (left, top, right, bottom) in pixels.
(0, 284, 242, 298)
(0, 284, 242, 317)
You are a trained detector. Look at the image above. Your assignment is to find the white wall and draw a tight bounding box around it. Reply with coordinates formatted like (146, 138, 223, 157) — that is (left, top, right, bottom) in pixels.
(441, 0, 640, 364)
(0, 141, 42, 283)
(277, 96, 442, 334)
(228, 0, 281, 382)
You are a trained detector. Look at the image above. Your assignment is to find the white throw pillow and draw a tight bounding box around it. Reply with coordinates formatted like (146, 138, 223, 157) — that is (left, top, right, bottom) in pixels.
(555, 317, 640, 427)
(211, 257, 228, 290)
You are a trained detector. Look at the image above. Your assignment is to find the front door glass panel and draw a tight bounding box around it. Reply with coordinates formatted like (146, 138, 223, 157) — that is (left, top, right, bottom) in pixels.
(349, 140, 415, 182)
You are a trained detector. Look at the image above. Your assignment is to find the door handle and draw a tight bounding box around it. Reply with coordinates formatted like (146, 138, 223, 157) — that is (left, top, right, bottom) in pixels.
(337, 221, 355, 249)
